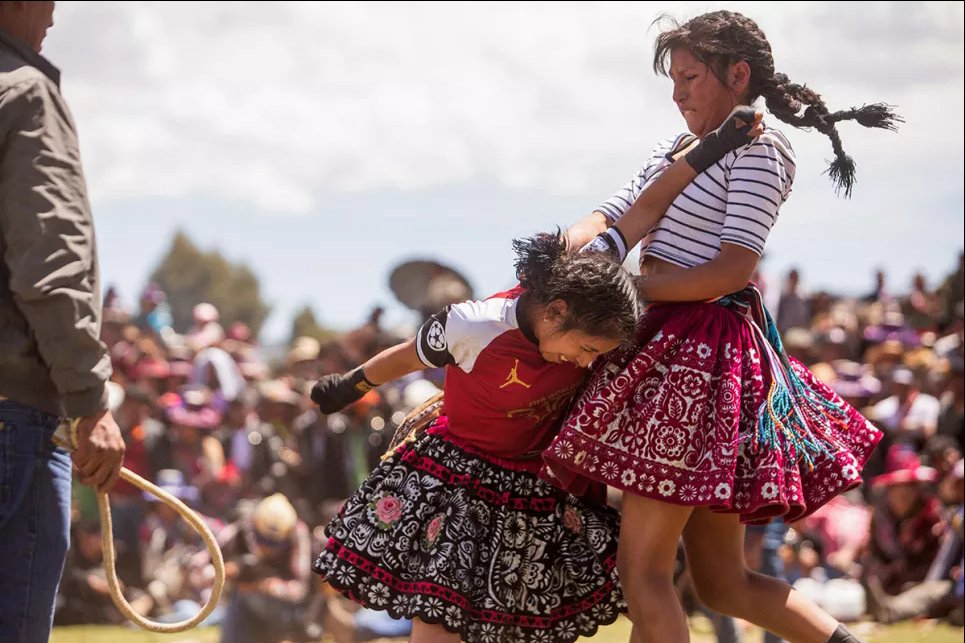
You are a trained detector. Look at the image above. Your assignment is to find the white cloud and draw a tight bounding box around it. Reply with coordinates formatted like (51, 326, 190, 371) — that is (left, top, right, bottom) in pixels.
(45, 1, 963, 216)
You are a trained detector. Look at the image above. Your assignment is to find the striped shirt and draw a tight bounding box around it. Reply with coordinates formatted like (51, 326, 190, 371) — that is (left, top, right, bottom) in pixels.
(598, 127, 796, 267)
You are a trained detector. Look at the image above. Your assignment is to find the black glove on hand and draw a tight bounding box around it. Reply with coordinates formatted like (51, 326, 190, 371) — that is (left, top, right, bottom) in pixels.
(310, 366, 376, 414)
(685, 105, 758, 174)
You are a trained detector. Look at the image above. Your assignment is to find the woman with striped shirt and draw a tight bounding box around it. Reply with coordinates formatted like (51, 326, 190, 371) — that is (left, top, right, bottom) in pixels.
(544, 11, 901, 643)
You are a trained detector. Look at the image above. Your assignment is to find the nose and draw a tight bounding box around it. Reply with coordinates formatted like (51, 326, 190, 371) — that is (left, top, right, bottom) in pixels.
(672, 80, 686, 106)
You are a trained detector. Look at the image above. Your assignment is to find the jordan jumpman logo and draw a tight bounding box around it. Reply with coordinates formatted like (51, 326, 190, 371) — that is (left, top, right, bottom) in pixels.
(500, 358, 531, 389)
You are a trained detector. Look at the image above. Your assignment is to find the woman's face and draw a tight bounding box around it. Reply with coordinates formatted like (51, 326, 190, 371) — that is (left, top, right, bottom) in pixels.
(534, 304, 623, 368)
(538, 328, 621, 369)
(885, 482, 920, 518)
(669, 48, 742, 137)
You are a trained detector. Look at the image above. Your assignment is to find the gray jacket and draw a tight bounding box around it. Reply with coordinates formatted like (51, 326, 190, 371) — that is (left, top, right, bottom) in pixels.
(0, 28, 110, 418)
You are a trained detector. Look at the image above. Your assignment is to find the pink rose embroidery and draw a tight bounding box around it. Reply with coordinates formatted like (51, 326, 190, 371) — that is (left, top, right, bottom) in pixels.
(562, 506, 583, 534)
(371, 494, 403, 529)
(423, 514, 445, 547)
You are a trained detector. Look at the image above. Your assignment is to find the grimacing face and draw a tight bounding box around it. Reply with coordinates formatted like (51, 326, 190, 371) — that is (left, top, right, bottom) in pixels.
(535, 315, 622, 368)
(669, 48, 743, 138)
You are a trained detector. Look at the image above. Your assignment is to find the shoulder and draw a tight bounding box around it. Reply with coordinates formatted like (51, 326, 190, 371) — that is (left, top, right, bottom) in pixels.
(737, 127, 796, 167)
(648, 133, 691, 160)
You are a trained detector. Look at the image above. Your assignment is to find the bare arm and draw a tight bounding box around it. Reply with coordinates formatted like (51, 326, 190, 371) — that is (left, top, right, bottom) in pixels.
(564, 152, 703, 253)
(564, 151, 705, 250)
(574, 108, 763, 258)
(361, 338, 427, 385)
(565, 211, 610, 250)
(638, 243, 761, 303)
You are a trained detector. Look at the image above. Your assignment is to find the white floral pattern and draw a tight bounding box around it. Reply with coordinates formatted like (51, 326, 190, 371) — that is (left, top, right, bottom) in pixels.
(542, 298, 882, 524)
(315, 433, 625, 643)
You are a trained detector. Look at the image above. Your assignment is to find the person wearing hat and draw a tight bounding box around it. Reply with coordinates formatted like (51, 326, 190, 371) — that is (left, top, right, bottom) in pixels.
(862, 445, 944, 602)
(286, 336, 322, 383)
(218, 493, 312, 643)
(864, 457, 964, 625)
(871, 366, 941, 449)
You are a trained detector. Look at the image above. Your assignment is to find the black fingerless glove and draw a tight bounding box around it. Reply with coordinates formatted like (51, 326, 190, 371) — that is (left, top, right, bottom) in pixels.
(685, 105, 757, 174)
(579, 226, 629, 262)
(310, 366, 376, 414)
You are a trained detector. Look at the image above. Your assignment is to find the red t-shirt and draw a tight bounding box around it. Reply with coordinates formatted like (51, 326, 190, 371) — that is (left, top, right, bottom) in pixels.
(416, 287, 586, 459)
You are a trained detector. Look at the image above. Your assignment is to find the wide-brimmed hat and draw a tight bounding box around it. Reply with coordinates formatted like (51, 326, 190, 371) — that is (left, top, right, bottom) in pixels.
(872, 445, 939, 488)
(252, 493, 297, 543)
(830, 360, 881, 399)
(286, 336, 320, 366)
(165, 387, 222, 429)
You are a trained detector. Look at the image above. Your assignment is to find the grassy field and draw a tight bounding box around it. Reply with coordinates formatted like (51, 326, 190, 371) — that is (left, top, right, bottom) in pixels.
(50, 616, 963, 643)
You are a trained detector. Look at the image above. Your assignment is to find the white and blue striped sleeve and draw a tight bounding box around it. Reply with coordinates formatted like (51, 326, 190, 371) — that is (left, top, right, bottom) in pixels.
(721, 130, 796, 256)
(596, 168, 646, 223)
(595, 137, 678, 223)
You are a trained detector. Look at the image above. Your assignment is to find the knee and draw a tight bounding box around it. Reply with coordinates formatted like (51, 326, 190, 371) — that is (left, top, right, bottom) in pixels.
(692, 570, 750, 616)
(617, 550, 676, 614)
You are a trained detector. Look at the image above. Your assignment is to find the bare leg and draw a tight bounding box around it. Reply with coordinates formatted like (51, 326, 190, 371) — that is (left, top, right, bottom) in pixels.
(682, 508, 839, 643)
(409, 617, 461, 643)
(618, 492, 693, 643)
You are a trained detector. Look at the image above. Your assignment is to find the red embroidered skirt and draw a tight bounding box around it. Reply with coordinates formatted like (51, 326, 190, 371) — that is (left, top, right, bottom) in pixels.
(542, 298, 882, 524)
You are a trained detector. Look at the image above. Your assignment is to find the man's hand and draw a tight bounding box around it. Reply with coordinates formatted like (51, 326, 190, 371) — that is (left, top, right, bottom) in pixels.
(72, 409, 125, 493)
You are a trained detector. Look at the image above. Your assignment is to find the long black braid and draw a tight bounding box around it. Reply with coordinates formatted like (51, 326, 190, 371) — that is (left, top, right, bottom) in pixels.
(652, 10, 902, 197)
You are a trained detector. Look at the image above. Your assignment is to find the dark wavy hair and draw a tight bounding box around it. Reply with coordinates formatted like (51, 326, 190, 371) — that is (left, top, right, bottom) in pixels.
(513, 230, 640, 343)
(652, 10, 902, 197)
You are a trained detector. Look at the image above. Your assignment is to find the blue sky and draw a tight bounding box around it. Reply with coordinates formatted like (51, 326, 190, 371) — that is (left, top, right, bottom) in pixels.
(45, 2, 964, 342)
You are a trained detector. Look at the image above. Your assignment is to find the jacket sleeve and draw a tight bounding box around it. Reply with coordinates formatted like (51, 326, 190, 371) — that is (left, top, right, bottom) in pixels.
(0, 74, 110, 416)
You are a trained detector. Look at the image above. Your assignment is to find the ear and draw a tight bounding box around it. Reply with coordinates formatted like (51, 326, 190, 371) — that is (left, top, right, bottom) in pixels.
(730, 60, 751, 99)
(544, 299, 570, 323)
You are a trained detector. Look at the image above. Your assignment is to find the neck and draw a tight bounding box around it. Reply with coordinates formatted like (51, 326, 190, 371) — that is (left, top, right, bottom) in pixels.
(516, 293, 540, 345)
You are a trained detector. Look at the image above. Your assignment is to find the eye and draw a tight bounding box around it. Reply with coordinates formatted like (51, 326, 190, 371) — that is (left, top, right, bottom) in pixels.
(685, 74, 699, 81)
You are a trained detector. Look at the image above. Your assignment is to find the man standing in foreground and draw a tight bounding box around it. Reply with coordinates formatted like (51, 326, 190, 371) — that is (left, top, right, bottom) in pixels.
(1, 2, 125, 640)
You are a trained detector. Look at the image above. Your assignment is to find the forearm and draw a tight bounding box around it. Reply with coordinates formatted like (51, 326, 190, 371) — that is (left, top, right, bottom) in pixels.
(612, 159, 698, 249)
(361, 338, 427, 384)
(565, 211, 609, 251)
(639, 245, 758, 303)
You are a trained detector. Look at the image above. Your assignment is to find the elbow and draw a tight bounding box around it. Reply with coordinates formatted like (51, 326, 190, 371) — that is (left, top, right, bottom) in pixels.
(724, 272, 752, 295)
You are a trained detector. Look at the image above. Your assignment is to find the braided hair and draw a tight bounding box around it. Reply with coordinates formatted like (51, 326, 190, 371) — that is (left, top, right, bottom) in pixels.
(652, 10, 901, 197)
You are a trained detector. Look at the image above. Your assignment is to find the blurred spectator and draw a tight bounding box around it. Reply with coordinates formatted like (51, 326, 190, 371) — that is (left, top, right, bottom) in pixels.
(863, 269, 892, 305)
(188, 302, 226, 352)
(139, 469, 223, 625)
(136, 283, 174, 338)
(872, 367, 941, 449)
(109, 383, 157, 586)
(865, 458, 964, 624)
(864, 445, 943, 596)
(219, 393, 284, 499)
(55, 520, 154, 626)
(219, 493, 312, 643)
(904, 272, 940, 332)
(287, 336, 321, 384)
(776, 268, 810, 334)
(192, 344, 247, 410)
(936, 356, 965, 451)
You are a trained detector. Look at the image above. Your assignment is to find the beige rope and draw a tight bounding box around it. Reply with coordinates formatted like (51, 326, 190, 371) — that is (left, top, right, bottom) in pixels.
(56, 419, 225, 633)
